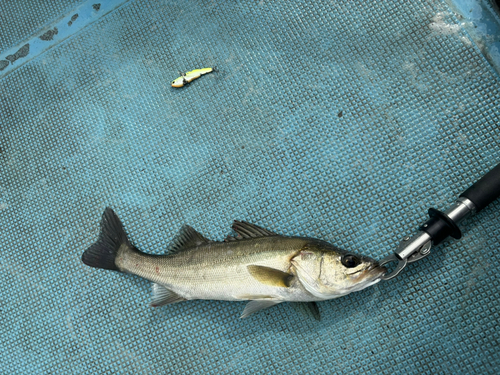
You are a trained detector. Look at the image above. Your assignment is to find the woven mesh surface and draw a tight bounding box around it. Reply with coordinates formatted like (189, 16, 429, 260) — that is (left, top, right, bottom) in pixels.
(0, 0, 499, 373)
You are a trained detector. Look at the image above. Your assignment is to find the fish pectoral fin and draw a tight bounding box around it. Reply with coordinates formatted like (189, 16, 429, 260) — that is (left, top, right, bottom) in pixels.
(292, 302, 321, 321)
(150, 283, 186, 307)
(247, 265, 293, 287)
(240, 300, 282, 319)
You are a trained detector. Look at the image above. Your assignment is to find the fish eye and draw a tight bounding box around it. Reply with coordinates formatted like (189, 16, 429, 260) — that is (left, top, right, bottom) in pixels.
(341, 254, 360, 268)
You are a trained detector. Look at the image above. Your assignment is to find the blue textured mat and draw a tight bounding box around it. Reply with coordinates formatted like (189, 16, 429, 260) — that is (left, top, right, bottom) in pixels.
(1, 0, 499, 374)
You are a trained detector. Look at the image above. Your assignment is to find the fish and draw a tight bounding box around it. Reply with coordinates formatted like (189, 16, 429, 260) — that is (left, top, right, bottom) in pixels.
(81, 208, 386, 320)
(171, 67, 215, 88)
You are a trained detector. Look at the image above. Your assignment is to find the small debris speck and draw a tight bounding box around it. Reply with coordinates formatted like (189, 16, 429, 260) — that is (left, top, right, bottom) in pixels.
(40, 27, 58, 41)
(68, 14, 79, 26)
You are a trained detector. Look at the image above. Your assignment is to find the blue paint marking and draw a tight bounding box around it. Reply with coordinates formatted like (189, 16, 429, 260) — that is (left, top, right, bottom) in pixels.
(0, 0, 130, 79)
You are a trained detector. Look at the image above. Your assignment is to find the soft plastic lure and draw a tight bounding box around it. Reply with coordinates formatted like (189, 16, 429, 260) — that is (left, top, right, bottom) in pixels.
(171, 67, 215, 88)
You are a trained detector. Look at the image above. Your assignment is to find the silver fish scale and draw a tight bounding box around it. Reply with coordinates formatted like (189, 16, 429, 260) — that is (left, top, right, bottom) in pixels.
(118, 236, 316, 301)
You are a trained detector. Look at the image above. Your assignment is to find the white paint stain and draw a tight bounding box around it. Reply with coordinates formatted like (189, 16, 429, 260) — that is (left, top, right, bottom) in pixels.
(429, 12, 461, 35)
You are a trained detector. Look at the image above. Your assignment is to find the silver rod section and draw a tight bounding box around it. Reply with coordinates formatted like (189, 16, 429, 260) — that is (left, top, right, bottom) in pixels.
(444, 197, 476, 224)
(395, 231, 432, 260)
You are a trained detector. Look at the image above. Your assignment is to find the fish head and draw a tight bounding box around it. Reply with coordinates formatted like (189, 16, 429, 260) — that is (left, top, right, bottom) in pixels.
(291, 242, 386, 299)
(171, 77, 185, 87)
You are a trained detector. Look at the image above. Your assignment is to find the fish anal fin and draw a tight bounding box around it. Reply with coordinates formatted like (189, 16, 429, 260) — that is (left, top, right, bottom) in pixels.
(169, 225, 213, 254)
(232, 221, 278, 239)
(247, 265, 293, 287)
(150, 283, 186, 307)
(241, 300, 282, 319)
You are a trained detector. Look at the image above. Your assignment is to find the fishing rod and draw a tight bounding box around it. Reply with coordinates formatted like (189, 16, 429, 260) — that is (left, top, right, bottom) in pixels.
(380, 161, 500, 280)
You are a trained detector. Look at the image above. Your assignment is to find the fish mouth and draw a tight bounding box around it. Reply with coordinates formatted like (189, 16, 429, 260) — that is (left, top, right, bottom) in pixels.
(362, 263, 387, 280)
(348, 263, 387, 280)
(343, 263, 387, 293)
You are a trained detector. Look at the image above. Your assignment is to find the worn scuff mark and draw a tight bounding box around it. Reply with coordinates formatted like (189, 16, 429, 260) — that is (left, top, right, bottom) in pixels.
(5, 44, 29, 63)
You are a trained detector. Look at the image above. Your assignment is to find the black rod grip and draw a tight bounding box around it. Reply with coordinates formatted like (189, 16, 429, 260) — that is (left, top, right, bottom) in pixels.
(460, 162, 500, 213)
(421, 208, 462, 245)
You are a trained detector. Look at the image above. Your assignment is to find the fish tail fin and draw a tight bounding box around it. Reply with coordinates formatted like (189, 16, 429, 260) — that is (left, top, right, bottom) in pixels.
(81, 207, 135, 271)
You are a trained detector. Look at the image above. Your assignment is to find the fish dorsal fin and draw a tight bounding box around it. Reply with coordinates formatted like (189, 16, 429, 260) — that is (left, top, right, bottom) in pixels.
(247, 265, 293, 287)
(169, 225, 212, 254)
(226, 221, 278, 241)
(150, 283, 186, 307)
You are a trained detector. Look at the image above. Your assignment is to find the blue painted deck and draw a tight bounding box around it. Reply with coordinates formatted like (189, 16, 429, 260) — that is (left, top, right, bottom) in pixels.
(0, 0, 499, 373)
